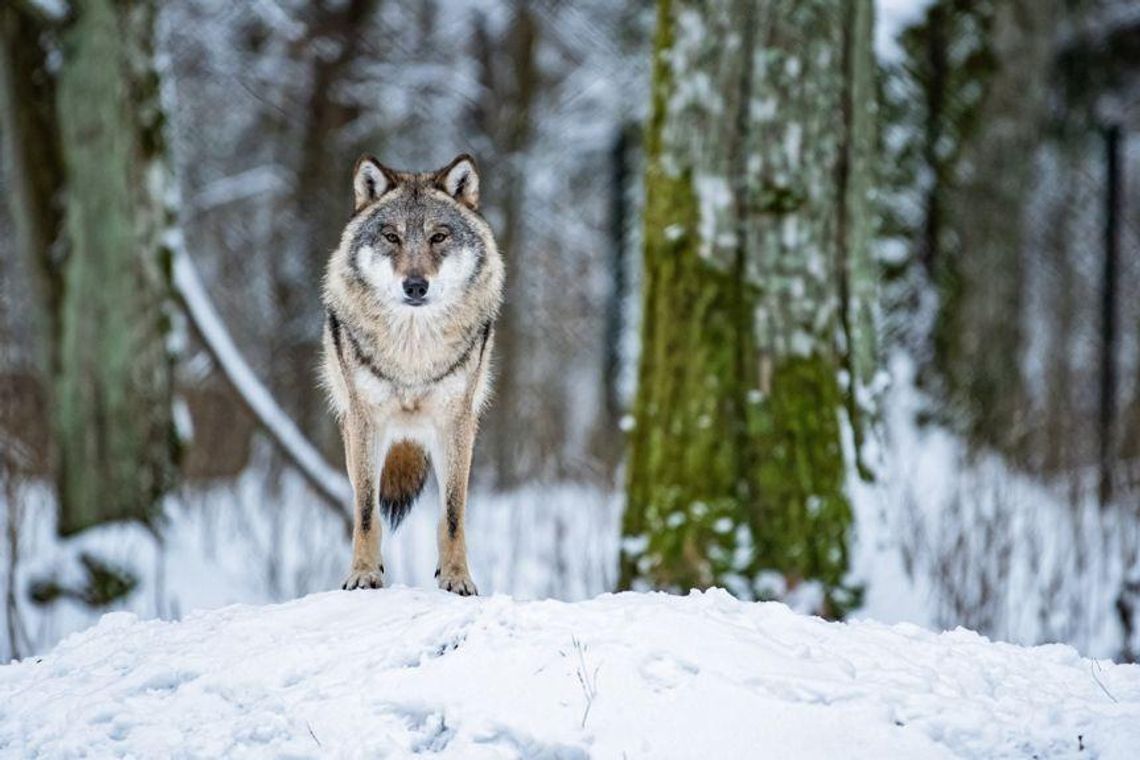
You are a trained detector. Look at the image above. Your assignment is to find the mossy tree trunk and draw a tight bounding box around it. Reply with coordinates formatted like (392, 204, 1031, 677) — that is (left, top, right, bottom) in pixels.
(55, 0, 177, 533)
(621, 0, 876, 615)
(0, 0, 177, 534)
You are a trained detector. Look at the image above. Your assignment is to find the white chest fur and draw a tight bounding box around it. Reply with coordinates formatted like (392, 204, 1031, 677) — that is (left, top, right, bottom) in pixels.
(350, 365, 469, 465)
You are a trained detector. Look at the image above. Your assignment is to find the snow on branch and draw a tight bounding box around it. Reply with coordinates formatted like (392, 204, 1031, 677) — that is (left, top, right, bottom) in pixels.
(171, 246, 352, 532)
(13, 0, 69, 26)
(185, 166, 289, 219)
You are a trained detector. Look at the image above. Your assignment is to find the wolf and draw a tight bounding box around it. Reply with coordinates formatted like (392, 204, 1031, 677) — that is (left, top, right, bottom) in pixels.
(321, 154, 504, 595)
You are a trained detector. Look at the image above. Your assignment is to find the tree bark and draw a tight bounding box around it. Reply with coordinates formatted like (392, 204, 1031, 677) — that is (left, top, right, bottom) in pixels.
(51, 0, 176, 533)
(621, 0, 875, 615)
(0, 4, 65, 377)
(470, 2, 541, 487)
(1099, 124, 1121, 507)
(272, 0, 380, 458)
(931, 0, 1055, 459)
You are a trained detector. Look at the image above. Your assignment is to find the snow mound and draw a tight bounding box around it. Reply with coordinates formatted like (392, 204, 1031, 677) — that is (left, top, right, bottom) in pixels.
(2, 589, 1138, 758)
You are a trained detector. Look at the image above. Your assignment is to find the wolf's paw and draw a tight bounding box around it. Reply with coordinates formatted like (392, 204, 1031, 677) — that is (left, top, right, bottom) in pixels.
(435, 568, 478, 596)
(342, 565, 384, 590)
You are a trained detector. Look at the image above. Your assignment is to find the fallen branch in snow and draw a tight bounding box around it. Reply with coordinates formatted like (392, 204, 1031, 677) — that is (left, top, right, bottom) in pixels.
(171, 246, 352, 533)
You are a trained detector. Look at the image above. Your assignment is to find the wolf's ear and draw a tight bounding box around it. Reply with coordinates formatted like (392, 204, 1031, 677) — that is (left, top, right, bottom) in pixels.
(435, 154, 480, 210)
(353, 155, 398, 211)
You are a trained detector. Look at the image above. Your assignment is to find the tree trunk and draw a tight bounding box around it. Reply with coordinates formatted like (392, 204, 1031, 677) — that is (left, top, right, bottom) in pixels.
(271, 0, 379, 459)
(930, 0, 1055, 460)
(51, 0, 176, 533)
(1099, 124, 1121, 507)
(470, 2, 541, 487)
(589, 123, 638, 476)
(621, 0, 875, 615)
(0, 3, 65, 378)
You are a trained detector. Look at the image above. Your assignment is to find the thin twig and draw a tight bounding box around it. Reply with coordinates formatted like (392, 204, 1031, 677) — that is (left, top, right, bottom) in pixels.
(571, 635, 600, 728)
(1090, 660, 1118, 703)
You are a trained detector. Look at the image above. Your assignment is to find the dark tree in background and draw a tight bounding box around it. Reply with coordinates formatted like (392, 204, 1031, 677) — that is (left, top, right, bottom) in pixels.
(271, 0, 380, 457)
(927, 0, 1053, 461)
(469, 1, 542, 487)
(621, 0, 877, 615)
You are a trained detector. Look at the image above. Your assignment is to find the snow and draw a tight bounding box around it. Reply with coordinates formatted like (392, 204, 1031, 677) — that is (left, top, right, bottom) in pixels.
(3, 589, 1138, 758)
(24, 0, 68, 23)
(185, 165, 288, 218)
(849, 356, 1140, 659)
(693, 173, 734, 260)
(875, 0, 938, 62)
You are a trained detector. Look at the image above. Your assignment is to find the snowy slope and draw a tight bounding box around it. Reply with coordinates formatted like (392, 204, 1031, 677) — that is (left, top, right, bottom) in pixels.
(2, 590, 1138, 759)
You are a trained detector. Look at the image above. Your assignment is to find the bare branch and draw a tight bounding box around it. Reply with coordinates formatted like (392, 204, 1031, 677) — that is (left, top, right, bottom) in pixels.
(171, 246, 352, 534)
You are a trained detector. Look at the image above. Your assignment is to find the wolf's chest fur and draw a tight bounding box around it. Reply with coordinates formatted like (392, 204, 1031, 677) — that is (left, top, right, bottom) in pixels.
(335, 307, 488, 401)
(349, 328, 471, 419)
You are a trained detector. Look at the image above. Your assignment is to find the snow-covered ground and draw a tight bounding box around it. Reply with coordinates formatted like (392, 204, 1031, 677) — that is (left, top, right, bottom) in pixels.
(2, 588, 1138, 758)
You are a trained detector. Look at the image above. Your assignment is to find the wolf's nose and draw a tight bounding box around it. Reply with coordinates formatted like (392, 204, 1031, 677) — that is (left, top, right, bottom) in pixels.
(402, 275, 429, 302)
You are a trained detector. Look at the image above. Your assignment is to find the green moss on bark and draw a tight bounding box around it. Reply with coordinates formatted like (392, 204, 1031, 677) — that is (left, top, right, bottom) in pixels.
(748, 354, 857, 613)
(622, 163, 754, 590)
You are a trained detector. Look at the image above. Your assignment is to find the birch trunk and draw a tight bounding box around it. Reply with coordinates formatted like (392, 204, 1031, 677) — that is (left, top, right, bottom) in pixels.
(621, 0, 875, 614)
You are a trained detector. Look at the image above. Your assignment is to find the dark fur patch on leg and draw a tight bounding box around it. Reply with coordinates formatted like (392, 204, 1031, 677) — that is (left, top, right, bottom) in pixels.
(360, 481, 374, 533)
(446, 489, 461, 539)
(379, 440, 429, 529)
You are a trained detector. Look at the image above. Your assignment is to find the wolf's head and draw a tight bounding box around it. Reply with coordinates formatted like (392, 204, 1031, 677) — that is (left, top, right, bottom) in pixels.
(343, 154, 491, 313)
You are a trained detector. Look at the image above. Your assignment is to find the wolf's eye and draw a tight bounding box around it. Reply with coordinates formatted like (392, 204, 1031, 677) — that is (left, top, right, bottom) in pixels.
(430, 231, 448, 244)
(384, 232, 400, 244)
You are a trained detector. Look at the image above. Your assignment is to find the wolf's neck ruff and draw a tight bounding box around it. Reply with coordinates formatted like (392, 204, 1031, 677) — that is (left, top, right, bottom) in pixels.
(328, 307, 492, 389)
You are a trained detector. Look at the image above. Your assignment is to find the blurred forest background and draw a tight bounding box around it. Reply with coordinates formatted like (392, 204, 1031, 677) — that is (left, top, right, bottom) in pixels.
(2, 0, 1140, 663)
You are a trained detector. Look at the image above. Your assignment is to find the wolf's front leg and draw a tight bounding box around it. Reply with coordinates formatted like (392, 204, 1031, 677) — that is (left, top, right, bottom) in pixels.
(434, 415, 477, 596)
(342, 416, 384, 590)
